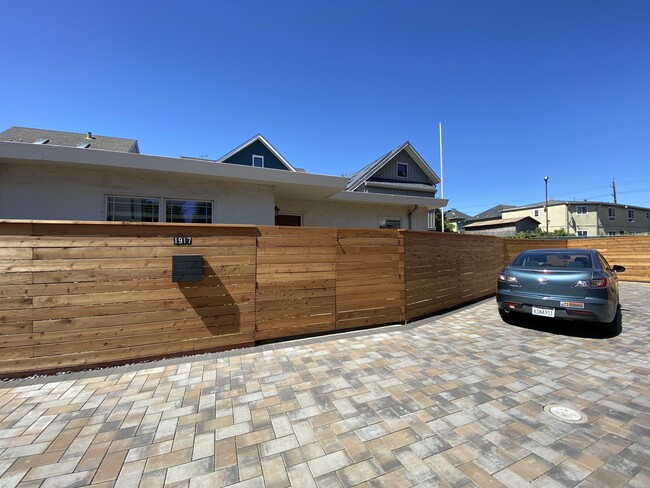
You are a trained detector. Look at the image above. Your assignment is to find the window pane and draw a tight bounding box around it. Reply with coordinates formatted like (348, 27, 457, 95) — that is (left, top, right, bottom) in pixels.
(165, 199, 212, 223)
(397, 163, 408, 178)
(379, 218, 401, 229)
(107, 196, 159, 222)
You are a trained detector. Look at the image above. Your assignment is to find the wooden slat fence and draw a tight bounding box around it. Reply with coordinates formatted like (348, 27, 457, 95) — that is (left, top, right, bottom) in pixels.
(336, 229, 404, 329)
(255, 226, 337, 340)
(405, 232, 503, 321)
(567, 237, 650, 283)
(1, 221, 648, 376)
(0, 221, 257, 375)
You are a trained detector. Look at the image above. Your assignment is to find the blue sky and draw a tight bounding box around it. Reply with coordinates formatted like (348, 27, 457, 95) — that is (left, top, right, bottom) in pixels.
(2, 1, 649, 214)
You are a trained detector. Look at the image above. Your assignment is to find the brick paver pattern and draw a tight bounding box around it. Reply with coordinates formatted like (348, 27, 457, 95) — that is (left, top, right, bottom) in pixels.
(1, 282, 648, 487)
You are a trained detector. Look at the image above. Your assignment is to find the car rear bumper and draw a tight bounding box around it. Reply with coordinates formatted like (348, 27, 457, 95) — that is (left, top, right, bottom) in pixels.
(496, 289, 617, 323)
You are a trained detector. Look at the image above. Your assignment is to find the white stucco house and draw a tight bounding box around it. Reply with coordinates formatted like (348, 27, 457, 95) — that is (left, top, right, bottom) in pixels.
(0, 127, 448, 230)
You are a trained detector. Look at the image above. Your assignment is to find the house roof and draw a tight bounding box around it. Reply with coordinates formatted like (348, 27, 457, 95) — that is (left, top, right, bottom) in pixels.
(346, 142, 440, 192)
(0, 126, 139, 153)
(463, 216, 540, 229)
(0, 140, 450, 210)
(471, 204, 517, 221)
(215, 134, 296, 171)
(444, 208, 471, 221)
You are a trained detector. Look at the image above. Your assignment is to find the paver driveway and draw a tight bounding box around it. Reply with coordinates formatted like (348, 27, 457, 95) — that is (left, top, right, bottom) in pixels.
(1, 282, 648, 488)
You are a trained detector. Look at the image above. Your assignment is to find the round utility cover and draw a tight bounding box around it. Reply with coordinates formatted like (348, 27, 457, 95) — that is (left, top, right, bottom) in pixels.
(543, 404, 587, 424)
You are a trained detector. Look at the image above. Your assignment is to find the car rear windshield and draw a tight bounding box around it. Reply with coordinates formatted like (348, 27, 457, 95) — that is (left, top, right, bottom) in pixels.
(512, 252, 593, 269)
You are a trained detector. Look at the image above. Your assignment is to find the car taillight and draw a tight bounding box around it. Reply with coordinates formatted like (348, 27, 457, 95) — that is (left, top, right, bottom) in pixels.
(591, 278, 608, 288)
(573, 278, 608, 288)
(498, 273, 519, 284)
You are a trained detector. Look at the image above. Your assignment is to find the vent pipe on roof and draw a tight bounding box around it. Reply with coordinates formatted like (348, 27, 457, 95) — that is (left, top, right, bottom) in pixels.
(86, 131, 94, 140)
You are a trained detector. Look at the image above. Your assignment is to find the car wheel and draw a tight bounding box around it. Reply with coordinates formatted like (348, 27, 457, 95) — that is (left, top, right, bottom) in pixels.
(604, 306, 622, 336)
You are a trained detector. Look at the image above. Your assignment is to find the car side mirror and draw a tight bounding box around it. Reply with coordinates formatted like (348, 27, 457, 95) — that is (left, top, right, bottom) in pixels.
(612, 265, 625, 273)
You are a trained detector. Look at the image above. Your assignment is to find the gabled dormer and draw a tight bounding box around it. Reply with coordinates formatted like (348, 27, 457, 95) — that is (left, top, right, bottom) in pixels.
(216, 134, 296, 171)
(346, 142, 440, 198)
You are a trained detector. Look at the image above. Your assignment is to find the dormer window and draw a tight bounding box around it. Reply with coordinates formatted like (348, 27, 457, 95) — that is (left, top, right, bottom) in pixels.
(252, 155, 264, 167)
(396, 162, 408, 179)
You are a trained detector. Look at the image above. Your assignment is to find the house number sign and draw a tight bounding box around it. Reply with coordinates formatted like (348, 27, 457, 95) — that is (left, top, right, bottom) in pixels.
(173, 236, 193, 246)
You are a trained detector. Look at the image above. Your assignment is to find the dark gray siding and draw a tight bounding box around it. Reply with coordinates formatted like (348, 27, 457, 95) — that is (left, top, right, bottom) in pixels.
(367, 150, 430, 184)
(222, 140, 290, 170)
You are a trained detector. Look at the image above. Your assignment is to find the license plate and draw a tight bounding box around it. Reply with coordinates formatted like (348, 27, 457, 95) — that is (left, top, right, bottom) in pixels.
(532, 306, 555, 318)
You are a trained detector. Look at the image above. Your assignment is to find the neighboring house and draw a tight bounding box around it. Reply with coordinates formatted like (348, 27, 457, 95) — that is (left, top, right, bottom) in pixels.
(502, 200, 650, 237)
(442, 208, 471, 232)
(463, 216, 540, 237)
(0, 127, 447, 230)
(346, 141, 441, 229)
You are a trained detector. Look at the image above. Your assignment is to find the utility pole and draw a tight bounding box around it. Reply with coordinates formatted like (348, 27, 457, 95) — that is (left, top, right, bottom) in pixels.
(611, 179, 617, 203)
(439, 122, 444, 233)
(544, 176, 549, 234)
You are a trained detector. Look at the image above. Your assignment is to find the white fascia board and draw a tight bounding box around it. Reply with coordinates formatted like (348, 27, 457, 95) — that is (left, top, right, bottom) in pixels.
(215, 134, 297, 171)
(328, 190, 448, 209)
(0, 141, 346, 194)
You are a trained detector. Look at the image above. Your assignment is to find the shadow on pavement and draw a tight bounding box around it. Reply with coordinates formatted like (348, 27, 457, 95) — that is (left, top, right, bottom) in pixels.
(502, 311, 623, 339)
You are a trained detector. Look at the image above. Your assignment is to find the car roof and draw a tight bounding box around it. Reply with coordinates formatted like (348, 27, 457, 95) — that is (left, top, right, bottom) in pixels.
(520, 248, 594, 254)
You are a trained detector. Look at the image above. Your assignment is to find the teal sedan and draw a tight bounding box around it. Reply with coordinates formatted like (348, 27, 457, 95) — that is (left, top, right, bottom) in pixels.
(497, 249, 625, 330)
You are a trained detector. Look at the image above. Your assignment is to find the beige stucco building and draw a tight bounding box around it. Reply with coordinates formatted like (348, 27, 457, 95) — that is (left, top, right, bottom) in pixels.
(502, 201, 650, 237)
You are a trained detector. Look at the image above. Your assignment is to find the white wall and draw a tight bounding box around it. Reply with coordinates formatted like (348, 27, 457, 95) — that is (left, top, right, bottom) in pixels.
(0, 162, 276, 224)
(275, 198, 431, 230)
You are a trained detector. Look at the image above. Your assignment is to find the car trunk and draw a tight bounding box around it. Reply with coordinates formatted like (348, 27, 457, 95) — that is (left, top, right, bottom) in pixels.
(507, 268, 593, 299)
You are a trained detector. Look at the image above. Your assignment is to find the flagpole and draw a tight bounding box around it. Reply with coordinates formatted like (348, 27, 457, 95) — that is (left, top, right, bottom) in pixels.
(439, 122, 444, 233)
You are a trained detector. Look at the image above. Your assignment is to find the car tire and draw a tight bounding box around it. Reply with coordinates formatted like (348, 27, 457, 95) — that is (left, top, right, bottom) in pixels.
(604, 306, 622, 336)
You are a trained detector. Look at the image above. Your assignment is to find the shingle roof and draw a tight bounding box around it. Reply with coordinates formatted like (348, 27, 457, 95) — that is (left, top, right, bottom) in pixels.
(463, 216, 540, 229)
(0, 126, 139, 153)
(472, 204, 516, 220)
(444, 208, 471, 221)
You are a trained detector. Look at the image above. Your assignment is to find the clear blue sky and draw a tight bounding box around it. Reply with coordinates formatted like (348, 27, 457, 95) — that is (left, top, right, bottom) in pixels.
(2, 1, 649, 214)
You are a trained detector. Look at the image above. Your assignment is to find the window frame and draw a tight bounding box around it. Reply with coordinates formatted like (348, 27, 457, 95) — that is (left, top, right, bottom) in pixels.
(164, 198, 214, 224)
(628, 209, 635, 223)
(106, 194, 215, 224)
(378, 217, 401, 229)
(608, 208, 616, 221)
(576, 205, 588, 215)
(577, 230, 588, 237)
(106, 195, 161, 222)
(396, 162, 408, 179)
(252, 154, 264, 168)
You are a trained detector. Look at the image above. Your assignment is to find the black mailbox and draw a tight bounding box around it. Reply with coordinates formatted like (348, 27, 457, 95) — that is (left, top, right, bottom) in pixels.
(172, 255, 203, 282)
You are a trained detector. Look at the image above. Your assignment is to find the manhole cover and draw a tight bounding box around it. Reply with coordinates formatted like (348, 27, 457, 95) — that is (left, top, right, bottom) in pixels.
(543, 404, 588, 424)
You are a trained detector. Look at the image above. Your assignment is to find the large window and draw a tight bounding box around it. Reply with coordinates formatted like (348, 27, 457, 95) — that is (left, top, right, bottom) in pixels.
(628, 210, 635, 222)
(107, 196, 160, 222)
(166, 199, 213, 223)
(576, 206, 588, 215)
(608, 208, 616, 220)
(577, 230, 588, 237)
(107, 196, 213, 223)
